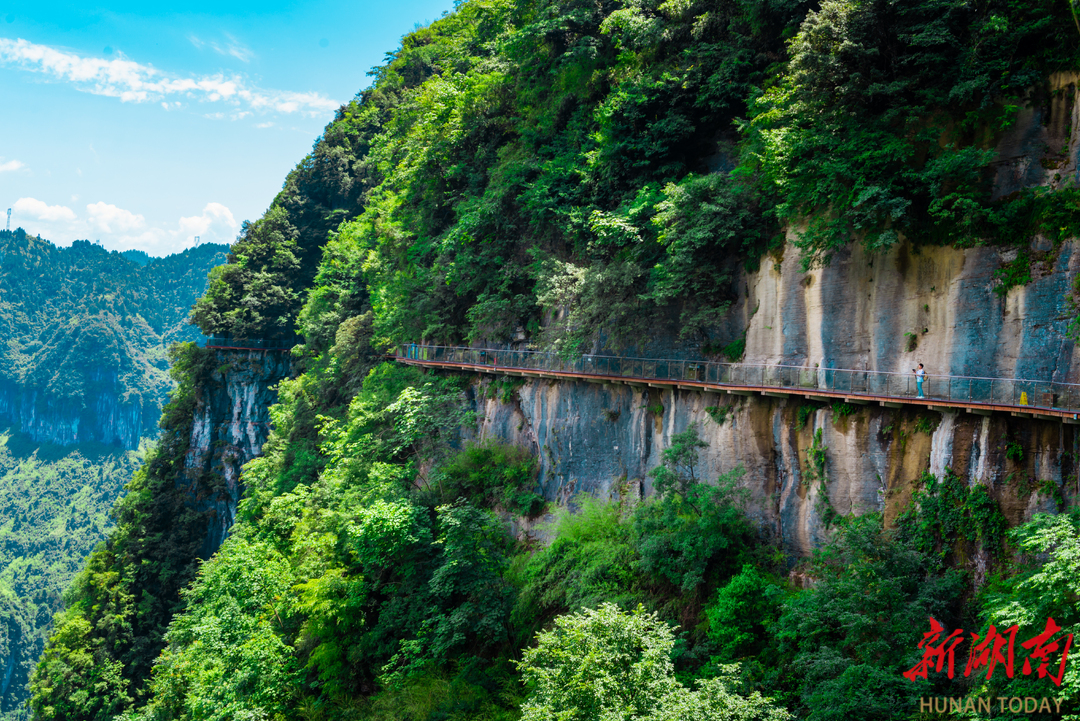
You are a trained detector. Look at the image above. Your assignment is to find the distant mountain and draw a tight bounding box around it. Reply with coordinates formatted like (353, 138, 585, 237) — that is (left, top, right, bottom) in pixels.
(0, 230, 228, 448)
(0, 230, 228, 718)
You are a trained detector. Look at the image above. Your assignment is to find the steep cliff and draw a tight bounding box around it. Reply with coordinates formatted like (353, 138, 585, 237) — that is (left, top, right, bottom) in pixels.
(181, 349, 292, 556)
(476, 373, 1075, 560)
(31, 0, 1080, 717)
(467, 75, 1080, 560)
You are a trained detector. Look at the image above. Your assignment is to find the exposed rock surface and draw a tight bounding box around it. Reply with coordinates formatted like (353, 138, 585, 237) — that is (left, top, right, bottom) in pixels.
(471, 83, 1080, 557)
(476, 376, 1077, 558)
(182, 349, 291, 556)
(0, 377, 154, 449)
(475, 222, 1080, 556)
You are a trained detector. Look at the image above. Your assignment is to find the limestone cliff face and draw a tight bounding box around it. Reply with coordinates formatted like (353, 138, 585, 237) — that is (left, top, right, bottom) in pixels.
(731, 236, 1080, 386)
(475, 225, 1080, 556)
(182, 349, 291, 556)
(476, 377, 1077, 559)
(0, 376, 155, 449)
(468, 79, 1080, 558)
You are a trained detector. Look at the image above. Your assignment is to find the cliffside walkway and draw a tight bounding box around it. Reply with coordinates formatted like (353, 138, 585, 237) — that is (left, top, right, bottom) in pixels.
(393, 344, 1080, 424)
(203, 337, 297, 351)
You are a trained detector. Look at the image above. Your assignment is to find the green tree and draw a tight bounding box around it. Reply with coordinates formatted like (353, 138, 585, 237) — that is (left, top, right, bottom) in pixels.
(706, 564, 785, 663)
(772, 515, 965, 720)
(973, 511, 1080, 714)
(636, 425, 754, 591)
(517, 603, 791, 721)
(131, 538, 300, 721)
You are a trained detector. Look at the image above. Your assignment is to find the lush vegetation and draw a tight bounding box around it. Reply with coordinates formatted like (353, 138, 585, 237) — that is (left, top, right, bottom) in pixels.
(34, 348, 1080, 719)
(31, 0, 1080, 718)
(191, 0, 1080, 353)
(29, 344, 221, 721)
(0, 230, 227, 435)
(0, 432, 145, 720)
(0, 233, 226, 718)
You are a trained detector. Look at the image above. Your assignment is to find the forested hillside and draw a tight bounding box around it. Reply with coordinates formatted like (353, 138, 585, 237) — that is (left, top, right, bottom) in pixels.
(0, 234, 227, 718)
(0, 231, 229, 447)
(0, 435, 145, 720)
(29, 0, 1080, 719)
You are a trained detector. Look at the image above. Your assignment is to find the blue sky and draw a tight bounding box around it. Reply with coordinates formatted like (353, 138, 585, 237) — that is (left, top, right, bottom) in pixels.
(0, 0, 456, 255)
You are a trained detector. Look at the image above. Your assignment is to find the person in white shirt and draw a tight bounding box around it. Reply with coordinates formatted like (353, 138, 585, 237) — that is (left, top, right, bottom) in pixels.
(913, 363, 926, 398)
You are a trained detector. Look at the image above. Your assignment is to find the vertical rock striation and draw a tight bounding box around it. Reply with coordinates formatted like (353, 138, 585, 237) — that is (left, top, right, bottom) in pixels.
(181, 349, 292, 556)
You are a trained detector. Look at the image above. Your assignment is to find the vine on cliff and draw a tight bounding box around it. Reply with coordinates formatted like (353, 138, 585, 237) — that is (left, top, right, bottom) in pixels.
(898, 468, 1008, 569)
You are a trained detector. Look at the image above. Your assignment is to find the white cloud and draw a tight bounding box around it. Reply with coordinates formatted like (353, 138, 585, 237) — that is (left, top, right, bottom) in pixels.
(0, 36, 338, 117)
(0, 159, 24, 172)
(13, 197, 76, 222)
(189, 33, 254, 63)
(178, 202, 237, 239)
(86, 201, 145, 233)
(8, 197, 238, 256)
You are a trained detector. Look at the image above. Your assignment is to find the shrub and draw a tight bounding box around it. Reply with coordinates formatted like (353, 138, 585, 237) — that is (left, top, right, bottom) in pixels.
(518, 603, 792, 721)
(438, 440, 544, 517)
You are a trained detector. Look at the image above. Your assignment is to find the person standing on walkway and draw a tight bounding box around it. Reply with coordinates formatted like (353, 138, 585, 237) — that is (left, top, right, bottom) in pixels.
(913, 363, 926, 398)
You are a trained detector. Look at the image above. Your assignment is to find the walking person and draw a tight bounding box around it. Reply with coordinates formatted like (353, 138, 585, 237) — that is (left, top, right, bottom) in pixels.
(913, 363, 926, 398)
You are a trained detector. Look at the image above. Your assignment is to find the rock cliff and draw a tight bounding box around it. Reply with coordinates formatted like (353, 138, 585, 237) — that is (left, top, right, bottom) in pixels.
(0, 378, 154, 449)
(475, 231, 1080, 558)
(182, 349, 292, 556)
(469, 76, 1080, 559)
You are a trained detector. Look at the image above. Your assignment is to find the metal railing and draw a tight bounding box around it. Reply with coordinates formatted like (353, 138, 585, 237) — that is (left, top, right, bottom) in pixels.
(203, 337, 298, 351)
(395, 344, 1080, 414)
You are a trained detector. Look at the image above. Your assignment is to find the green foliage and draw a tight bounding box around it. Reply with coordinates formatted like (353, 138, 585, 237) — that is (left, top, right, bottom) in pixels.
(0, 234, 223, 717)
(133, 537, 301, 721)
(484, 375, 526, 404)
(898, 469, 1008, 565)
(518, 603, 792, 721)
(973, 511, 1080, 712)
(1005, 439, 1024, 461)
(913, 414, 939, 435)
(720, 336, 747, 363)
(795, 404, 816, 431)
(29, 344, 220, 721)
(830, 402, 855, 420)
(42, 0, 1080, 718)
(0, 433, 144, 719)
(746, 0, 1080, 268)
(704, 406, 730, 425)
(436, 440, 544, 517)
(647, 175, 775, 337)
(705, 565, 784, 663)
(511, 496, 639, 644)
(381, 503, 516, 686)
(995, 251, 1034, 296)
(640, 426, 754, 591)
(773, 515, 966, 720)
(802, 427, 837, 527)
(0, 231, 226, 433)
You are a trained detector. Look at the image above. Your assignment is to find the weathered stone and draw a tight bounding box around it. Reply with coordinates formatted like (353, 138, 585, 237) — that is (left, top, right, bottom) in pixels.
(182, 349, 291, 556)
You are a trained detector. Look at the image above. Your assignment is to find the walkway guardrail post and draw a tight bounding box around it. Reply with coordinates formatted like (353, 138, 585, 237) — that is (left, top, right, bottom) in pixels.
(392, 344, 1080, 416)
